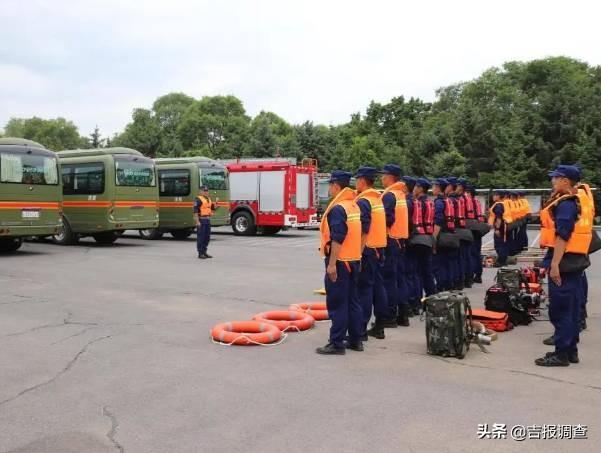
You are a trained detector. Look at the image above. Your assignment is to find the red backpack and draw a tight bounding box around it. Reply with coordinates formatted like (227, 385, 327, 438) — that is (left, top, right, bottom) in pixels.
(471, 308, 513, 332)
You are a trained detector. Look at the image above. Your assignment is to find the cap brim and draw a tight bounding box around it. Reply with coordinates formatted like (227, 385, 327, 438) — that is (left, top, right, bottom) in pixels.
(547, 171, 565, 178)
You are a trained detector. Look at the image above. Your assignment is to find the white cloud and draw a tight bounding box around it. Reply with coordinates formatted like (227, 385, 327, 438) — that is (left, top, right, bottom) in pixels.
(1, 0, 600, 136)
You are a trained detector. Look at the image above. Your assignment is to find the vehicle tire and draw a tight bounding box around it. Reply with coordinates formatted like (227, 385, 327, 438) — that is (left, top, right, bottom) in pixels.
(93, 232, 118, 245)
(52, 218, 79, 245)
(261, 226, 281, 235)
(0, 238, 23, 253)
(139, 229, 163, 240)
(170, 229, 192, 240)
(231, 211, 256, 236)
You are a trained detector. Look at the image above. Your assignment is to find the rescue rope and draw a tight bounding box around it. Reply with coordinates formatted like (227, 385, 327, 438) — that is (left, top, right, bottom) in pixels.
(210, 332, 289, 347)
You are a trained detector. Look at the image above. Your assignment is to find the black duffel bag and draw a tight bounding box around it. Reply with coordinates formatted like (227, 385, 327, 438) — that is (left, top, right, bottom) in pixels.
(455, 228, 474, 243)
(559, 253, 591, 273)
(437, 232, 460, 249)
(409, 234, 434, 248)
(470, 222, 491, 237)
(589, 230, 601, 254)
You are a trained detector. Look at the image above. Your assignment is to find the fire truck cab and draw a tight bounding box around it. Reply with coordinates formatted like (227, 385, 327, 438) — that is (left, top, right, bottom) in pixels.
(222, 158, 319, 235)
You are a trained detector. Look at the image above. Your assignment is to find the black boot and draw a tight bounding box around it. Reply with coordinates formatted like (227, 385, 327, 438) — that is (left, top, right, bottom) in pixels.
(543, 335, 555, 346)
(381, 317, 398, 328)
(367, 322, 385, 339)
(464, 277, 473, 288)
(316, 343, 346, 355)
(568, 351, 580, 364)
(535, 351, 569, 367)
(473, 275, 483, 284)
(397, 305, 410, 327)
(343, 340, 364, 351)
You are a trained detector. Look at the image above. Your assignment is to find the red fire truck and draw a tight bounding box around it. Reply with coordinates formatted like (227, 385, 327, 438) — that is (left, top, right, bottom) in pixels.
(220, 158, 319, 235)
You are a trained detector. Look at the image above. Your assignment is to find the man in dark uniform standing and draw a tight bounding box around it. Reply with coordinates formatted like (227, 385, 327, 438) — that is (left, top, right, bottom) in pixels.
(432, 178, 453, 292)
(536, 165, 592, 366)
(402, 176, 421, 316)
(411, 178, 436, 300)
(488, 190, 509, 267)
(317, 171, 363, 355)
(355, 167, 388, 341)
(194, 185, 215, 259)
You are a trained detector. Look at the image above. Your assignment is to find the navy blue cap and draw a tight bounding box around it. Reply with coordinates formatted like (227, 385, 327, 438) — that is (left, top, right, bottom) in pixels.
(548, 165, 581, 182)
(457, 178, 468, 187)
(402, 176, 416, 190)
(415, 177, 431, 190)
(354, 166, 378, 180)
(329, 170, 352, 184)
(380, 164, 401, 177)
(446, 176, 458, 186)
(493, 189, 505, 196)
(200, 185, 209, 191)
(433, 178, 449, 189)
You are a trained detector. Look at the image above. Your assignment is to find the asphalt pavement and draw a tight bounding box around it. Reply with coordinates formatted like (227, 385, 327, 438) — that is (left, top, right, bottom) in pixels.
(0, 228, 599, 453)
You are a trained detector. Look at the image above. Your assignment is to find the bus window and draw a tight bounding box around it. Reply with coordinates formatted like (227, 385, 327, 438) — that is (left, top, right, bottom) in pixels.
(62, 163, 105, 195)
(0, 151, 58, 185)
(159, 169, 190, 196)
(115, 157, 156, 187)
(200, 167, 227, 190)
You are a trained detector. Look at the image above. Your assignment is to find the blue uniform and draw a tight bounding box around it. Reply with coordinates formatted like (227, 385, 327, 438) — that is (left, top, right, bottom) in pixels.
(411, 194, 436, 298)
(492, 202, 508, 265)
(324, 205, 363, 348)
(542, 198, 582, 355)
(397, 194, 413, 310)
(381, 191, 400, 319)
(357, 198, 388, 332)
(193, 197, 212, 255)
(432, 195, 450, 292)
(449, 194, 469, 287)
(403, 194, 421, 309)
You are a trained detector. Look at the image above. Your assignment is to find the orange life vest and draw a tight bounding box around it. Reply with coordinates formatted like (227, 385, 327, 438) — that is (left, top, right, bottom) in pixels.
(355, 188, 387, 249)
(488, 201, 513, 226)
(540, 191, 593, 254)
(577, 183, 595, 216)
(198, 195, 213, 217)
(320, 187, 361, 261)
(382, 182, 409, 239)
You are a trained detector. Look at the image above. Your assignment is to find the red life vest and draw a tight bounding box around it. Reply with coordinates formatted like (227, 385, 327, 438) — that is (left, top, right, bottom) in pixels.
(453, 196, 466, 228)
(442, 196, 456, 232)
(413, 196, 434, 235)
(463, 194, 475, 220)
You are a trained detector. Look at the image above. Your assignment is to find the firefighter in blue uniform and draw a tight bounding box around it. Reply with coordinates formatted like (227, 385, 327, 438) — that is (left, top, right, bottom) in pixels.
(354, 167, 388, 341)
(411, 178, 436, 300)
(317, 171, 363, 355)
(455, 178, 473, 288)
(379, 164, 411, 327)
(536, 165, 592, 366)
(445, 177, 463, 290)
(519, 190, 530, 251)
(508, 191, 520, 256)
(466, 183, 484, 283)
(432, 178, 452, 292)
(402, 175, 420, 316)
(490, 190, 509, 267)
(194, 186, 215, 259)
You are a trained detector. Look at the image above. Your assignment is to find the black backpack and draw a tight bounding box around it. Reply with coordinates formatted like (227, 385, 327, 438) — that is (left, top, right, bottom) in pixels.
(424, 291, 473, 359)
(485, 284, 531, 326)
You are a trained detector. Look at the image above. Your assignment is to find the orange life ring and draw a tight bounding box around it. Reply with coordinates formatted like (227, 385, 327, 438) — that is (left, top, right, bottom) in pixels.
(289, 302, 329, 321)
(252, 310, 315, 331)
(211, 321, 282, 345)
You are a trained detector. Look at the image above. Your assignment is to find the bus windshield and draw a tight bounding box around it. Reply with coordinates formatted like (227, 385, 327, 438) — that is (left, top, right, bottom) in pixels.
(0, 151, 59, 185)
(200, 167, 228, 190)
(115, 157, 156, 187)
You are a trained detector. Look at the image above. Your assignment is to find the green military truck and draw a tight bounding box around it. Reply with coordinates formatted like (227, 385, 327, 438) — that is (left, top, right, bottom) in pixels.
(0, 138, 62, 252)
(55, 148, 159, 245)
(138, 157, 230, 240)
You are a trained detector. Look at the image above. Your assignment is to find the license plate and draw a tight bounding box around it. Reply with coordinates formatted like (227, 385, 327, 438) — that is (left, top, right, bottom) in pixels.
(21, 210, 40, 219)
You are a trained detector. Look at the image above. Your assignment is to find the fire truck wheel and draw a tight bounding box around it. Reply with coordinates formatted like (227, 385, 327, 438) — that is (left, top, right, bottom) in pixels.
(261, 226, 281, 235)
(232, 211, 256, 236)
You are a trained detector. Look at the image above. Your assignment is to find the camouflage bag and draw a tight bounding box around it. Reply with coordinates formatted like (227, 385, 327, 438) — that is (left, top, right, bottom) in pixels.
(495, 267, 527, 294)
(424, 291, 472, 359)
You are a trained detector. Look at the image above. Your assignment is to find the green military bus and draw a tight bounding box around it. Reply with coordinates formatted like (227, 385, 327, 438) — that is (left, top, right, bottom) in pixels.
(0, 138, 62, 252)
(139, 157, 230, 240)
(55, 147, 159, 245)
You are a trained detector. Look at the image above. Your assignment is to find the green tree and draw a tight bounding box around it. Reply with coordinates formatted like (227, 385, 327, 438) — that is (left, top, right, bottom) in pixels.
(112, 109, 161, 156)
(3, 117, 87, 151)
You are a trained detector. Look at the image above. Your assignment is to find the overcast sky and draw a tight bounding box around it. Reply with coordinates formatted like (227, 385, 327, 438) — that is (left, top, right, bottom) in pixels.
(1, 0, 600, 137)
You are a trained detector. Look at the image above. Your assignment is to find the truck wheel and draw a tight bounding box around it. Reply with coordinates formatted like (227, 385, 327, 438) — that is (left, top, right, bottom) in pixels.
(171, 229, 192, 240)
(53, 218, 79, 245)
(139, 229, 163, 240)
(232, 211, 256, 236)
(261, 226, 281, 235)
(93, 232, 118, 245)
(0, 238, 23, 253)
